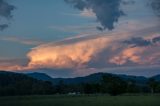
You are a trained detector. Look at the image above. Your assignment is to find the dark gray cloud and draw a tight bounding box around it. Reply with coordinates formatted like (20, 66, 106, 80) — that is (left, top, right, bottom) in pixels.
(152, 36, 160, 43)
(124, 36, 160, 47)
(151, 0, 160, 17)
(0, 24, 8, 30)
(0, 0, 15, 30)
(65, 0, 125, 31)
(123, 37, 151, 47)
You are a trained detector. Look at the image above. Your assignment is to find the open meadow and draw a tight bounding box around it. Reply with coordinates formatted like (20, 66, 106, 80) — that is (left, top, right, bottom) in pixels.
(0, 94, 160, 106)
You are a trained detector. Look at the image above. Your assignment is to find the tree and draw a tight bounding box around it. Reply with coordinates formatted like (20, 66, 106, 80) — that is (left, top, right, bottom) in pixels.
(155, 83, 160, 93)
(148, 78, 158, 93)
(101, 75, 127, 96)
(126, 80, 140, 93)
(56, 80, 66, 94)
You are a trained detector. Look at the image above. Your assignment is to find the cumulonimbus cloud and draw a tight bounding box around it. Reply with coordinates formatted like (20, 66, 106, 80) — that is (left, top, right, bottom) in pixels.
(0, 36, 113, 71)
(27, 36, 114, 69)
(0, 27, 159, 71)
(25, 33, 160, 70)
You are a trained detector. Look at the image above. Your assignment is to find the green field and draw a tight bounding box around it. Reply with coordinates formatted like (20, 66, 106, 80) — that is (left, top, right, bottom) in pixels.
(0, 95, 160, 106)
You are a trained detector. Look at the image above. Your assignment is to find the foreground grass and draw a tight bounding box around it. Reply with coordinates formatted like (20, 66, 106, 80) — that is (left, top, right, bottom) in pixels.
(0, 94, 160, 106)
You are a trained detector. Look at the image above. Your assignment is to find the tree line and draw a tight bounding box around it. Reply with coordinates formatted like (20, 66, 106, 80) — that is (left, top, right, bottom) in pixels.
(55, 75, 160, 95)
(0, 72, 160, 96)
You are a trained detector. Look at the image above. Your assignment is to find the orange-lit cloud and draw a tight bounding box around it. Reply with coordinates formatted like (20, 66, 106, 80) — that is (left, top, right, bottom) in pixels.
(27, 36, 114, 69)
(0, 29, 159, 72)
(109, 45, 160, 65)
(0, 58, 29, 71)
(109, 47, 145, 65)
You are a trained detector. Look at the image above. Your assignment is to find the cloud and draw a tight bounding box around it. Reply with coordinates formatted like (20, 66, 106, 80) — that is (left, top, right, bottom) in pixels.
(23, 31, 160, 70)
(0, 29, 128, 71)
(27, 36, 113, 69)
(109, 47, 145, 65)
(0, 36, 46, 46)
(152, 36, 160, 43)
(50, 23, 99, 33)
(65, 0, 125, 30)
(0, 0, 15, 30)
(0, 58, 29, 71)
(0, 24, 8, 30)
(123, 37, 151, 47)
(80, 8, 96, 17)
(151, 0, 160, 17)
(109, 35, 160, 65)
(0, 58, 28, 66)
(123, 35, 160, 47)
(109, 45, 160, 65)
(0, 26, 159, 74)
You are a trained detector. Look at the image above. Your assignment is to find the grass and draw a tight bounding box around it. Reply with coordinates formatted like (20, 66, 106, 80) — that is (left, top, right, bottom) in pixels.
(0, 94, 160, 106)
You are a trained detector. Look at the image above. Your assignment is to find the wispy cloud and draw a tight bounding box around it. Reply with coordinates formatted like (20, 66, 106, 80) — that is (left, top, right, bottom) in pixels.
(0, 36, 46, 46)
(64, 8, 96, 18)
(79, 8, 96, 17)
(50, 23, 100, 33)
(0, 58, 29, 71)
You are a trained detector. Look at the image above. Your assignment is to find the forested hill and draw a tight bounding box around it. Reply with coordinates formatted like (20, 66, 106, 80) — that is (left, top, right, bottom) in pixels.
(1, 71, 160, 96)
(0, 71, 54, 96)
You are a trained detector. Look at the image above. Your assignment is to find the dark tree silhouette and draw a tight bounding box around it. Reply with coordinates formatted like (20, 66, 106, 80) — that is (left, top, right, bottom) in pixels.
(148, 78, 159, 93)
(101, 75, 127, 96)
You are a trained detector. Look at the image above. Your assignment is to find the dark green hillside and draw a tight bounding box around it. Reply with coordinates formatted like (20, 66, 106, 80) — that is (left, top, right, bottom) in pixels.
(0, 71, 55, 96)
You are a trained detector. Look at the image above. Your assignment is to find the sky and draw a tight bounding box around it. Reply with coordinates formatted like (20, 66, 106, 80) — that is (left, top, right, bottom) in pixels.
(0, 0, 160, 78)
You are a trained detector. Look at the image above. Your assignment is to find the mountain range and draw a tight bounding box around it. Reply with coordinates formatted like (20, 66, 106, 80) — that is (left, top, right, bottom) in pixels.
(0, 70, 160, 86)
(1, 70, 160, 96)
(27, 72, 160, 85)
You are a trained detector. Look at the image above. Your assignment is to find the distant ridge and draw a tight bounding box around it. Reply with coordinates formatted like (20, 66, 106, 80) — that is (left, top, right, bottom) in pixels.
(26, 72, 157, 85)
(27, 72, 53, 81)
(152, 75, 160, 81)
(1, 70, 159, 85)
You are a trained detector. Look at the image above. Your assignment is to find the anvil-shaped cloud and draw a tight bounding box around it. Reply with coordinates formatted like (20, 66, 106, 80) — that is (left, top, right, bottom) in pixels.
(0, 27, 159, 72)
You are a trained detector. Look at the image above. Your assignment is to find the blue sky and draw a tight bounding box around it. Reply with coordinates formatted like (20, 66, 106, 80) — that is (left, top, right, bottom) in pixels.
(0, 0, 98, 58)
(0, 0, 160, 77)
